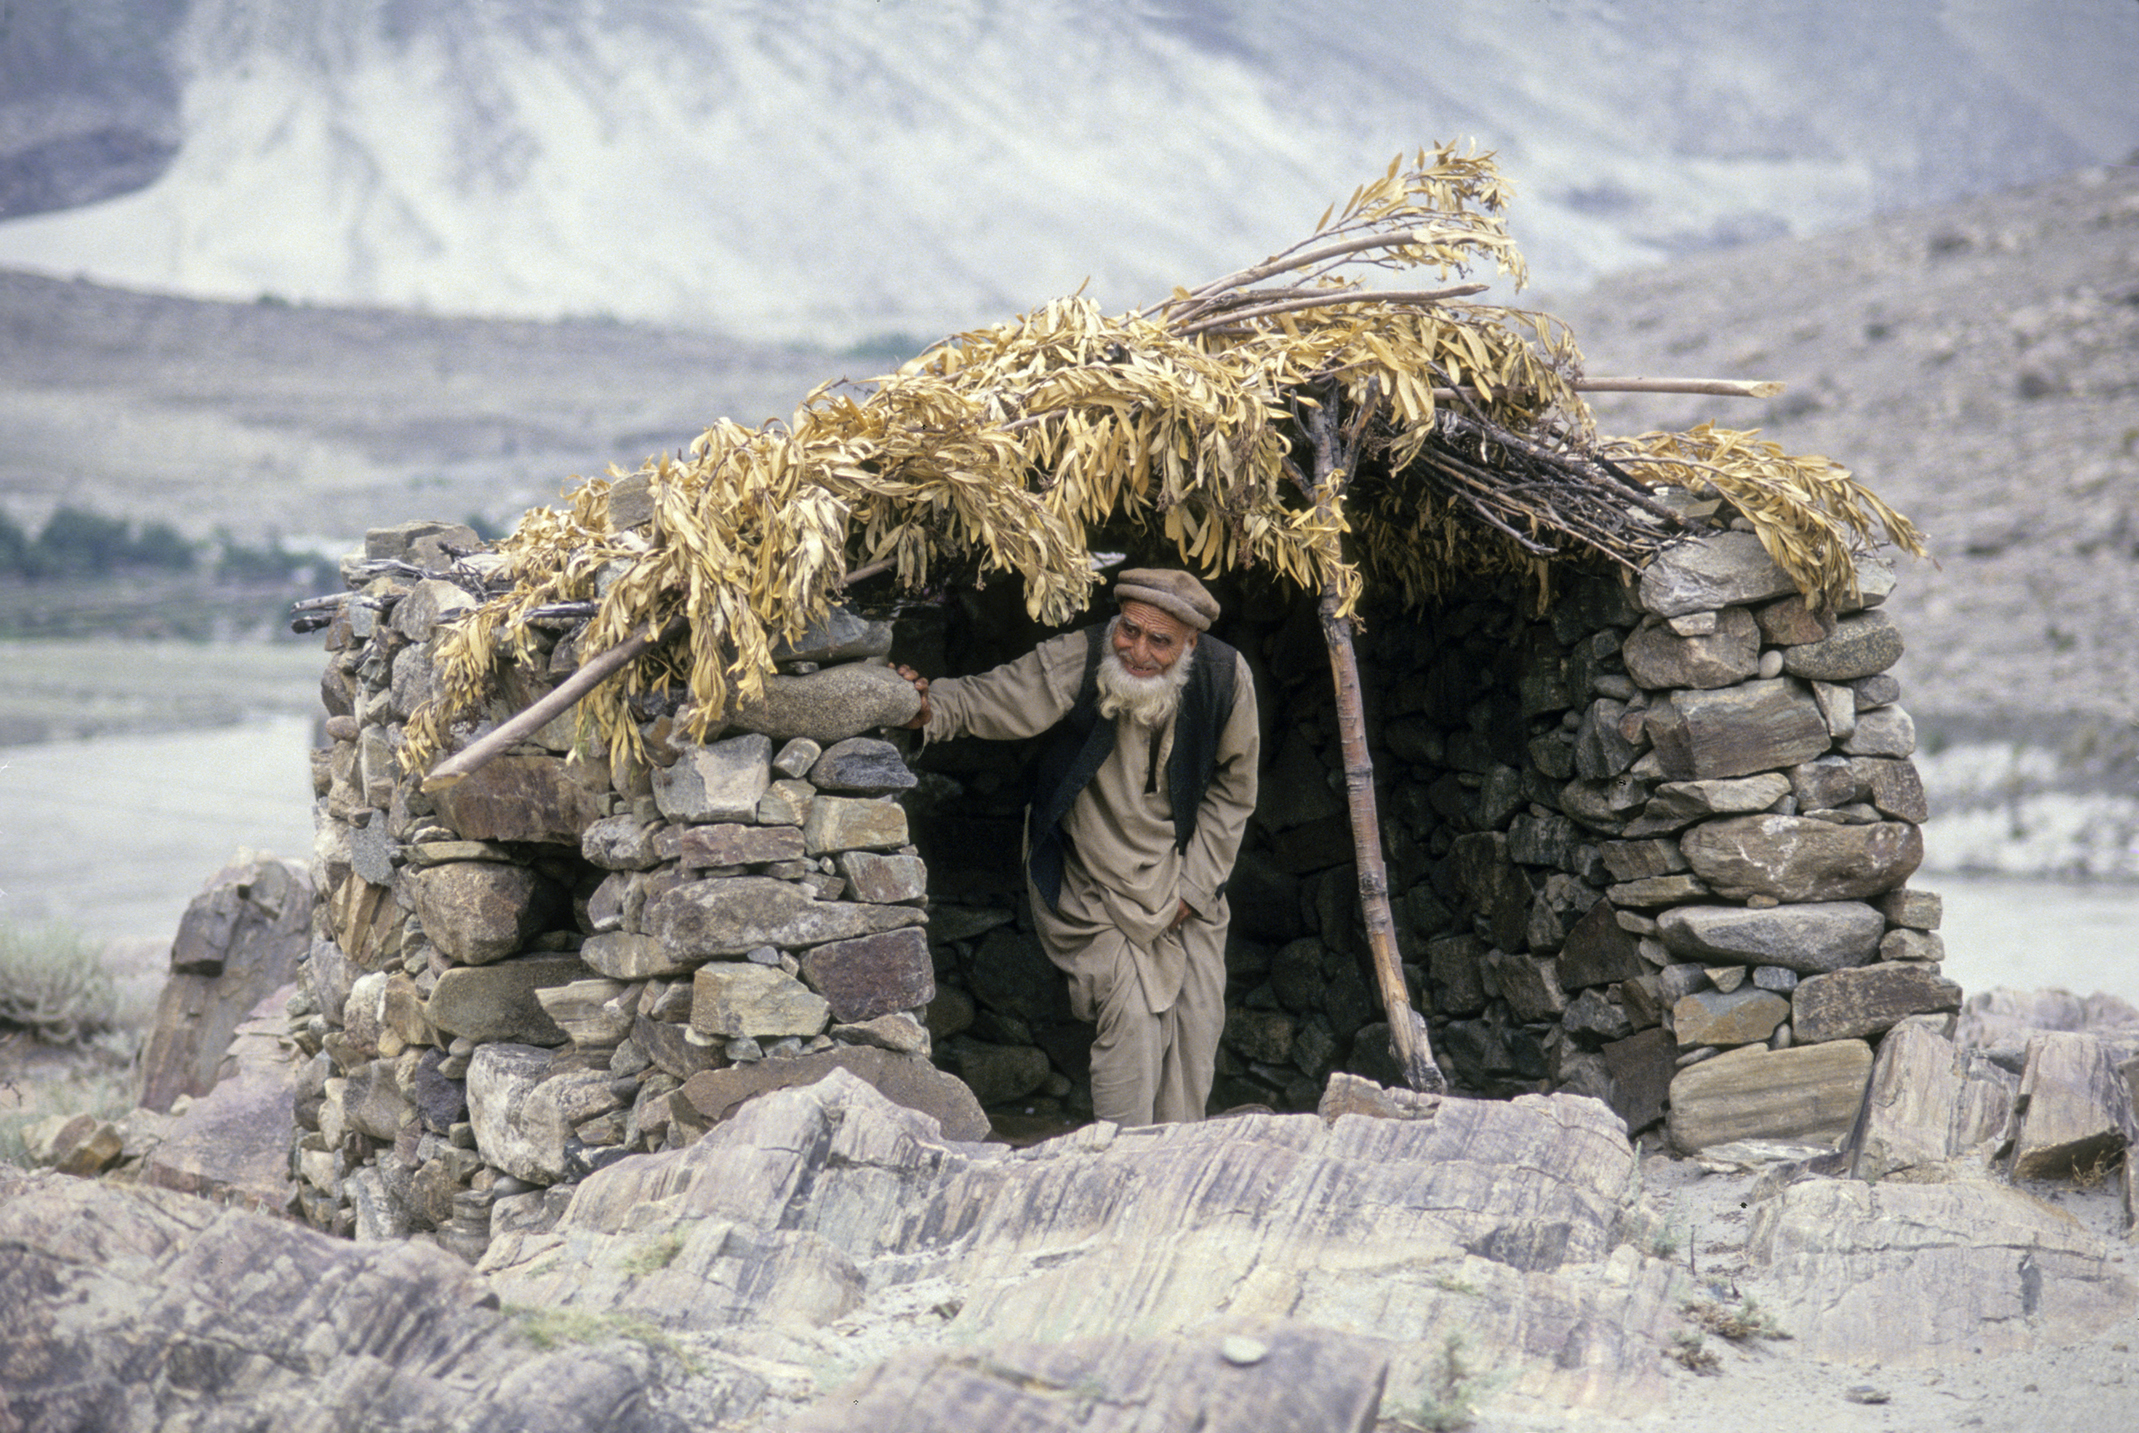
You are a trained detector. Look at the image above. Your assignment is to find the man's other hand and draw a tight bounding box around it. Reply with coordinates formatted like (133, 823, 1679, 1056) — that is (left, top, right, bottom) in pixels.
(893, 664, 930, 728)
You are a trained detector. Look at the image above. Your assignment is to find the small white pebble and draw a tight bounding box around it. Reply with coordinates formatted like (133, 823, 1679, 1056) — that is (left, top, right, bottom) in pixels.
(1220, 1336, 1268, 1366)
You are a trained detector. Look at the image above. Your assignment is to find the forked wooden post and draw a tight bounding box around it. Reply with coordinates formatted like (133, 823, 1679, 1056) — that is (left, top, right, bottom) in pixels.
(1301, 394, 1449, 1095)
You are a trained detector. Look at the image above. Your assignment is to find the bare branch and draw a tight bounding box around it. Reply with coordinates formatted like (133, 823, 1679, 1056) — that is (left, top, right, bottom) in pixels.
(1173, 283, 1489, 338)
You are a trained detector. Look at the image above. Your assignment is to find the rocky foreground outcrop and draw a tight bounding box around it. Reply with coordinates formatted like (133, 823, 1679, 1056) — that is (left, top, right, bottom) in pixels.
(7, 1067, 2137, 1432)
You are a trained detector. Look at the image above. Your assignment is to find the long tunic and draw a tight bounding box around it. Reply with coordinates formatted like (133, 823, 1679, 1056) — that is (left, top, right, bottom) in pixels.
(924, 629, 1259, 1017)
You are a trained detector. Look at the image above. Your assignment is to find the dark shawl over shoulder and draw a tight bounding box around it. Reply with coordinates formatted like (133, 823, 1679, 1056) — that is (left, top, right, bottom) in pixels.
(1025, 624, 1238, 912)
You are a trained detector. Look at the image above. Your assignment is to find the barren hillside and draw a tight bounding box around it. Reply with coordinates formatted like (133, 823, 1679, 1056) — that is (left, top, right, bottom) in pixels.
(1552, 165, 2139, 741)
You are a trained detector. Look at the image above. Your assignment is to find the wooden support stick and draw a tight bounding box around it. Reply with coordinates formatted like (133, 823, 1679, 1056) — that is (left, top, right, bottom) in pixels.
(1426, 376, 1783, 401)
(421, 555, 902, 794)
(1173, 283, 1489, 337)
(1303, 393, 1448, 1096)
(420, 619, 679, 793)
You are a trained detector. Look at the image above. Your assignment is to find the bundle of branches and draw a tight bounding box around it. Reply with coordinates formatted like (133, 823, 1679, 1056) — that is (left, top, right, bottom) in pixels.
(405, 143, 1921, 776)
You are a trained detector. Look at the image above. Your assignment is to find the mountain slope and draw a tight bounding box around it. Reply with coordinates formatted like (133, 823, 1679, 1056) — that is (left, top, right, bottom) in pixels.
(1553, 166, 2139, 740)
(0, 0, 2132, 344)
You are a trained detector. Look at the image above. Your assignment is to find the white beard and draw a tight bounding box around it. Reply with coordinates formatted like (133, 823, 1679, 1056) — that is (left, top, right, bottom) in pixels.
(1095, 640, 1193, 726)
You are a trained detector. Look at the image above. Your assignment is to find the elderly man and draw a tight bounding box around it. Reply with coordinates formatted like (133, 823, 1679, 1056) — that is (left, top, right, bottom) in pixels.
(897, 569, 1258, 1126)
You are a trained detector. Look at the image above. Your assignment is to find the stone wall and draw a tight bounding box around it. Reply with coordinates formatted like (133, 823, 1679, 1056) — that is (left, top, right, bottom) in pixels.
(292, 521, 977, 1255)
(905, 522, 1946, 1148)
(292, 511, 1948, 1254)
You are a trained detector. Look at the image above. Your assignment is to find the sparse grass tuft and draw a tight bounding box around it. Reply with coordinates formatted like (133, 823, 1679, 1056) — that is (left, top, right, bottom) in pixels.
(1384, 1333, 1483, 1431)
(0, 922, 118, 1046)
(2073, 1147, 2123, 1191)
(621, 1230, 687, 1275)
(1668, 1330, 1720, 1374)
(505, 1305, 698, 1372)
(1682, 1296, 1791, 1344)
(1641, 1194, 1687, 1262)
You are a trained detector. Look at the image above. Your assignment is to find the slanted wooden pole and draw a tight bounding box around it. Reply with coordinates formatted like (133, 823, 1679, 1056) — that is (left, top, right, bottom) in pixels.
(1300, 392, 1448, 1095)
(419, 557, 899, 794)
(1427, 375, 1783, 402)
(421, 619, 679, 792)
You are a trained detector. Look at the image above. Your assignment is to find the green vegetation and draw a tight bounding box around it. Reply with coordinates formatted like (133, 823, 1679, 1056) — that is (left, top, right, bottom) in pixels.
(621, 1230, 687, 1275)
(0, 921, 119, 1045)
(0, 507, 338, 591)
(1668, 1329, 1720, 1374)
(1386, 1333, 1485, 1431)
(506, 1306, 698, 1372)
(0, 507, 195, 579)
(1682, 1296, 1791, 1344)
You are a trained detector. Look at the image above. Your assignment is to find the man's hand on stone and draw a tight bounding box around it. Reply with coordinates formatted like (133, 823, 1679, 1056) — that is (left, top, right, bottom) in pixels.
(893, 664, 930, 728)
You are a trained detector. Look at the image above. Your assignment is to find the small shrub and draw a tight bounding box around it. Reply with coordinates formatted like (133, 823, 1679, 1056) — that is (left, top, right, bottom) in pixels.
(1682, 1296, 1791, 1343)
(0, 922, 118, 1045)
(621, 1230, 686, 1275)
(1668, 1330, 1720, 1374)
(1386, 1333, 1482, 1431)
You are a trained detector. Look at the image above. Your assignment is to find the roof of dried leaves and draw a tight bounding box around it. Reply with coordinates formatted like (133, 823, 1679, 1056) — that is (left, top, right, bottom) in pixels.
(406, 145, 1923, 772)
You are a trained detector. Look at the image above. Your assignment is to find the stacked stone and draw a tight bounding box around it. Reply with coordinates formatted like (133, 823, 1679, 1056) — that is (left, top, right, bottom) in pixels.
(902, 534, 1946, 1136)
(1568, 527, 1951, 1148)
(1363, 524, 1947, 1140)
(292, 521, 965, 1254)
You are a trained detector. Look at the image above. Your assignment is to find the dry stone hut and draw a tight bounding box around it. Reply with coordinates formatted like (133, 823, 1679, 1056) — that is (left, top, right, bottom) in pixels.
(288, 150, 1944, 1251)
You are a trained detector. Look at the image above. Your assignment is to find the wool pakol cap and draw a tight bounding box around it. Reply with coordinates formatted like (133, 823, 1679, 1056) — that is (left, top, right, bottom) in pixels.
(1114, 568, 1219, 631)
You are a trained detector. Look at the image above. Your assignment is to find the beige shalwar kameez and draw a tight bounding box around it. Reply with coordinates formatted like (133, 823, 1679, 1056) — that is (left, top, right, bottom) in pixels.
(924, 629, 1259, 1126)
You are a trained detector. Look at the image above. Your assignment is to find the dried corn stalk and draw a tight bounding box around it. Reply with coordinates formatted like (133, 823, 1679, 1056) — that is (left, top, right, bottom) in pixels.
(406, 143, 1921, 773)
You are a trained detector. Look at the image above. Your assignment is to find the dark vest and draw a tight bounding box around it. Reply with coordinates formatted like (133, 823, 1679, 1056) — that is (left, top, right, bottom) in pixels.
(1026, 624, 1239, 912)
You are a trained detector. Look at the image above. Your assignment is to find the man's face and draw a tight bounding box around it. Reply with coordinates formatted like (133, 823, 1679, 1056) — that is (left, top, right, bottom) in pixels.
(1111, 600, 1197, 679)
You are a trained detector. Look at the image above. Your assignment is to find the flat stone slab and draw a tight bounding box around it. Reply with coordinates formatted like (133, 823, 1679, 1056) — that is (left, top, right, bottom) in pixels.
(1657, 901, 1884, 973)
(1681, 814, 1923, 902)
(425, 954, 591, 1044)
(1645, 679, 1832, 782)
(1667, 1039, 1874, 1152)
(678, 822, 808, 868)
(1793, 963, 1962, 1043)
(433, 753, 609, 844)
(1638, 531, 1799, 617)
(1672, 986, 1789, 1047)
(782, 1325, 1389, 1433)
(1745, 1177, 2137, 1366)
(649, 876, 926, 958)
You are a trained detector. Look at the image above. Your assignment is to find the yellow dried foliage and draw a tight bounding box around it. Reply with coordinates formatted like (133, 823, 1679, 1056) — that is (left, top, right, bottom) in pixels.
(1601, 424, 1927, 609)
(405, 143, 1920, 775)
